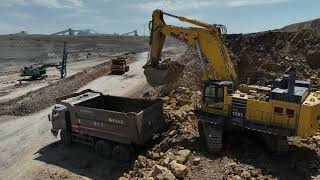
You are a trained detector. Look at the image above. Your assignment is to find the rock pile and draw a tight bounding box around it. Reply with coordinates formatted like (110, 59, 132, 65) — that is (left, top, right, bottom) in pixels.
(224, 162, 274, 180)
(226, 30, 320, 89)
(120, 147, 192, 179)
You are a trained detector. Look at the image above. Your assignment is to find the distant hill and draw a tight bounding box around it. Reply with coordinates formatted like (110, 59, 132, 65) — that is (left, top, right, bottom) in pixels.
(280, 18, 320, 32)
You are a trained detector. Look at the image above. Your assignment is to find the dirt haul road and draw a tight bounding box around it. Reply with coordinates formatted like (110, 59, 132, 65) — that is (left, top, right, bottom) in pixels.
(0, 46, 187, 180)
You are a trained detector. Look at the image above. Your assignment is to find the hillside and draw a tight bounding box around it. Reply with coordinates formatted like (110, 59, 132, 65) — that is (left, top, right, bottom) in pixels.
(281, 18, 320, 32)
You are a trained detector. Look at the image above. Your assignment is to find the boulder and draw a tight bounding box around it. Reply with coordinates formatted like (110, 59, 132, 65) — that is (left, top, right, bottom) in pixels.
(313, 135, 320, 142)
(232, 175, 242, 180)
(175, 149, 191, 164)
(118, 177, 128, 180)
(163, 96, 170, 101)
(146, 151, 161, 160)
(248, 169, 260, 177)
(150, 165, 176, 180)
(161, 152, 175, 167)
(241, 170, 252, 179)
(168, 130, 176, 136)
(179, 104, 194, 113)
(193, 157, 201, 165)
(136, 155, 148, 168)
(169, 160, 188, 178)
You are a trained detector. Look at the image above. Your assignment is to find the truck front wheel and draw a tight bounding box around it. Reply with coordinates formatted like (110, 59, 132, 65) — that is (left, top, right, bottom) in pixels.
(112, 144, 132, 162)
(60, 130, 72, 145)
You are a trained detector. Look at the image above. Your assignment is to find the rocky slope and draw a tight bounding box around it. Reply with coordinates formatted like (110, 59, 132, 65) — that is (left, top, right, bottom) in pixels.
(280, 18, 320, 32)
(226, 30, 320, 89)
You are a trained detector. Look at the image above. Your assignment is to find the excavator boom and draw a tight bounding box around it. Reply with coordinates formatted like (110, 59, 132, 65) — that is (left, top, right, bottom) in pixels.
(144, 9, 237, 86)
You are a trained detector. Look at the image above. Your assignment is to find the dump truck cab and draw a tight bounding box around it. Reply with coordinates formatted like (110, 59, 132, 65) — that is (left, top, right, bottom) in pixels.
(111, 57, 129, 74)
(48, 104, 69, 137)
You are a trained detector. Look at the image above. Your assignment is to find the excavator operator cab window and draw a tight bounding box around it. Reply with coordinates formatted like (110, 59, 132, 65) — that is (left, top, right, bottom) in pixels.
(204, 85, 224, 103)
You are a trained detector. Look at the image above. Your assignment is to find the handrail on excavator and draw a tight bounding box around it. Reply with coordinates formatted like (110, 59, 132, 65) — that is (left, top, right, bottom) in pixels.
(161, 11, 227, 34)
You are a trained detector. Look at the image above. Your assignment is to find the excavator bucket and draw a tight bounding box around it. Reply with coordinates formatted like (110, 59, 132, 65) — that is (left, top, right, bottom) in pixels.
(144, 61, 184, 87)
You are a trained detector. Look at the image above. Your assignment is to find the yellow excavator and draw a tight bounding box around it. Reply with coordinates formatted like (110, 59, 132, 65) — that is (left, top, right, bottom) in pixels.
(143, 9, 320, 153)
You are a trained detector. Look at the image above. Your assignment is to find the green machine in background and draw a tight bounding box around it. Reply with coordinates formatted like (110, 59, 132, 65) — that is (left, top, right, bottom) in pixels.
(20, 42, 68, 80)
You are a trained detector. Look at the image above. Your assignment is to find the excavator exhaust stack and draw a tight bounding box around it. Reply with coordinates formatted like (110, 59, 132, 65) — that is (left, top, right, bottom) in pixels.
(143, 61, 184, 87)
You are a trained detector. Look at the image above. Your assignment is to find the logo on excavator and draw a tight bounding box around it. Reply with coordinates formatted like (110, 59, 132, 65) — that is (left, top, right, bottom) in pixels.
(178, 32, 185, 41)
(171, 32, 188, 43)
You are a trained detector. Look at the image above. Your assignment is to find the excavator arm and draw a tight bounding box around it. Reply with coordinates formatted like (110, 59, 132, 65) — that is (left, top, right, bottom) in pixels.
(144, 9, 237, 86)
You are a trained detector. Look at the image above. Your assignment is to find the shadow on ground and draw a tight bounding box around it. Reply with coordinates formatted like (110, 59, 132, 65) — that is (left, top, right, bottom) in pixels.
(35, 141, 134, 180)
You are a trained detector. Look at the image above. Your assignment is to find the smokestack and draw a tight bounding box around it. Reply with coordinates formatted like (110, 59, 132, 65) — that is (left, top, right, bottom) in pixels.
(287, 67, 296, 95)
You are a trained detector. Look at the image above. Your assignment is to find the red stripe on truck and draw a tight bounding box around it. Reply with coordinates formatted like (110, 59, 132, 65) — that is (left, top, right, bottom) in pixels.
(71, 124, 124, 137)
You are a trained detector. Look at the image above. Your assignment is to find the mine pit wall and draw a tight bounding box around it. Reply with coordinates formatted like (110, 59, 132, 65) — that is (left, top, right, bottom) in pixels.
(226, 30, 320, 89)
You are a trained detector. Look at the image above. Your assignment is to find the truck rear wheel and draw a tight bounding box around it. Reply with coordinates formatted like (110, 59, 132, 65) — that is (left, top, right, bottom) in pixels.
(112, 144, 132, 162)
(60, 130, 72, 145)
(95, 140, 112, 157)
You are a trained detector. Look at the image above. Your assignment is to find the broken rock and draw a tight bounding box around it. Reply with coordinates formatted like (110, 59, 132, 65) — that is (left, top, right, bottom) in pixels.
(161, 152, 175, 167)
(150, 165, 176, 180)
(241, 170, 252, 179)
(232, 175, 242, 180)
(118, 177, 129, 180)
(193, 157, 201, 165)
(169, 160, 188, 178)
(147, 151, 161, 160)
(175, 149, 191, 164)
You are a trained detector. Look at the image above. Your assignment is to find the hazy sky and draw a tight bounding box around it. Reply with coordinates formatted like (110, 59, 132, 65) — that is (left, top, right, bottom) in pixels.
(0, 0, 319, 35)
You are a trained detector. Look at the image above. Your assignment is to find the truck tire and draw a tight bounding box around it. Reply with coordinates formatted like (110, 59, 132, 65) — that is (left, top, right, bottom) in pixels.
(95, 140, 112, 157)
(112, 144, 132, 162)
(60, 130, 72, 145)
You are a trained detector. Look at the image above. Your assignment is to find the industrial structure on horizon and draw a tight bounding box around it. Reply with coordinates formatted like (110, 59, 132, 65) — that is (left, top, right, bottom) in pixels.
(51, 28, 139, 36)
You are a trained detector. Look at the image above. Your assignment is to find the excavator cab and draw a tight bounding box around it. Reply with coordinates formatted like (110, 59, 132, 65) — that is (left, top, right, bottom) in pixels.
(201, 81, 233, 115)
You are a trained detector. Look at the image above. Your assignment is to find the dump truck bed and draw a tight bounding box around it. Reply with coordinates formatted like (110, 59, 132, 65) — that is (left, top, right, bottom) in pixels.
(51, 90, 164, 146)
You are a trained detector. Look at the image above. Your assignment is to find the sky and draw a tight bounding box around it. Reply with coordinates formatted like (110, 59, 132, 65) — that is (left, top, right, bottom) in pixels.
(0, 0, 319, 35)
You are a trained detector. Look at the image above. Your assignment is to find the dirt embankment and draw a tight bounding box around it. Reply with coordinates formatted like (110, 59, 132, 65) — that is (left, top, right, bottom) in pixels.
(279, 18, 320, 32)
(226, 30, 320, 89)
(0, 35, 151, 72)
(210, 29, 320, 95)
(0, 60, 112, 116)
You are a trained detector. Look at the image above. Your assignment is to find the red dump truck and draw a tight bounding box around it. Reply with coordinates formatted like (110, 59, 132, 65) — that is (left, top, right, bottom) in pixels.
(48, 89, 165, 162)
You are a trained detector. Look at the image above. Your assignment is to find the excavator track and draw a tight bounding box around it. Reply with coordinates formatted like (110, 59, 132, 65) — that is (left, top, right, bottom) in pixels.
(262, 134, 289, 154)
(274, 136, 289, 154)
(199, 121, 223, 153)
